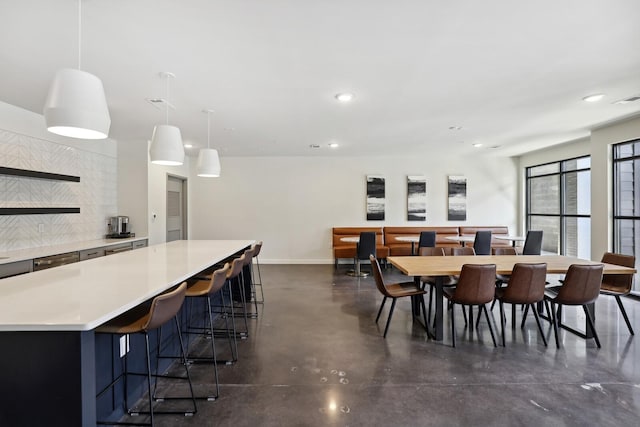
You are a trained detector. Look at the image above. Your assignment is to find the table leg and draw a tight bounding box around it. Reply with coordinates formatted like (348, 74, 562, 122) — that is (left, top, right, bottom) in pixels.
(412, 276, 421, 316)
(346, 258, 369, 277)
(434, 276, 444, 341)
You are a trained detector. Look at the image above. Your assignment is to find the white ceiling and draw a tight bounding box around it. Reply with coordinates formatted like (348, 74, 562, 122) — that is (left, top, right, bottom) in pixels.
(1, 0, 640, 158)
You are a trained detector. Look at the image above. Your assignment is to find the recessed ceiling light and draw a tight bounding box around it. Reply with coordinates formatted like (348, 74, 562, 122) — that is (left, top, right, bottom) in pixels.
(184, 143, 193, 148)
(449, 126, 463, 130)
(472, 143, 483, 148)
(335, 93, 354, 102)
(582, 93, 605, 102)
(328, 142, 339, 148)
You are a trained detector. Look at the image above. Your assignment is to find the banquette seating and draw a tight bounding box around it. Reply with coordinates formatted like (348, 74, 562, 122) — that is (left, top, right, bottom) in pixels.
(332, 227, 389, 269)
(384, 226, 459, 256)
(458, 226, 511, 249)
(333, 226, 514, 269)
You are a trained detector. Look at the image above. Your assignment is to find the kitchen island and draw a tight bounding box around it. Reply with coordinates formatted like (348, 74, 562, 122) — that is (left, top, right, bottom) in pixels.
(0, 239, 254, 426)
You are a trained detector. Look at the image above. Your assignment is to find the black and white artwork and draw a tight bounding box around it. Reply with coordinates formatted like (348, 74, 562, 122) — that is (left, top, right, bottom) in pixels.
(448, 175, 467, 221)
(366, 175, 385, 221)
(407, 175, 426, 221)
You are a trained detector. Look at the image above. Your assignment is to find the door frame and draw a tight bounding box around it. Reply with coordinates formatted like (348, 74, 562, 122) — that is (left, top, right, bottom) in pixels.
(166, 174, 188, 241)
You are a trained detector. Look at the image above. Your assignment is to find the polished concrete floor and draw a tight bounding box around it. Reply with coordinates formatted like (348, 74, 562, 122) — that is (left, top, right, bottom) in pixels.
(134, 264, 640, 426)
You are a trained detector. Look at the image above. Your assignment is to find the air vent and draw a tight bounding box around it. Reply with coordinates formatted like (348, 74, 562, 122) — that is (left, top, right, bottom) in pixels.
(614, 95, 640, 105)
(145, 98, 176, 110)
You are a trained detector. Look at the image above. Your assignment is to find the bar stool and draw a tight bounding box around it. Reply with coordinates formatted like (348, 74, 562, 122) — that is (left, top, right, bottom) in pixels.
(183, 263, 231, 401)
(251, 241, 265, 304)
(241, 246, 259, 319)
(96, 282, 196, 426)
(228, 254, 250, 337)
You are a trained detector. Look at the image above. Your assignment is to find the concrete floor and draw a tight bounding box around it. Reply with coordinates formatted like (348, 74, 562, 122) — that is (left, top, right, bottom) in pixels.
(129, 264, 640, 426)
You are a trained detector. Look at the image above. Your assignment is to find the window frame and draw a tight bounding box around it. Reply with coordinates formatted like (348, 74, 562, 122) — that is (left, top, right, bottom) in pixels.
(525, 155, 591, 255)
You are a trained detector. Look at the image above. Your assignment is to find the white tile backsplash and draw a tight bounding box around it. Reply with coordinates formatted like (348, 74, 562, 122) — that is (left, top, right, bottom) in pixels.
(0, 129, 117, 251)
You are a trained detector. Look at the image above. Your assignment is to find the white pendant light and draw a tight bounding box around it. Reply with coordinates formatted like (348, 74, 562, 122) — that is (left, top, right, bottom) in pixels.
(149, 72, 184, 165)
(43, 0, 110, 139)
(197, 110, 221, 177)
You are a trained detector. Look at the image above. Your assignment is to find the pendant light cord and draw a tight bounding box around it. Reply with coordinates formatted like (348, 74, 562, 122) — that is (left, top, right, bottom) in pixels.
(165, 75, 170, 125)
(78, 0, 82, 70)
(207, 112, 211, 149)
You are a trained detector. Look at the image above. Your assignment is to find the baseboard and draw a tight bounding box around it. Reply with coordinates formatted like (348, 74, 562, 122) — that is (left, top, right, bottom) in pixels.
(257, 259, 334, 264)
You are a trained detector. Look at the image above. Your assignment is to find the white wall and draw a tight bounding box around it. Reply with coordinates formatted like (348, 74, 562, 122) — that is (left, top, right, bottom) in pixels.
(0, 101, 118, 251)
(591, 115, 640, 259)
(188, 154, 519, 263)
(117, 138, 148, 237)
(147, 149, 190, 245)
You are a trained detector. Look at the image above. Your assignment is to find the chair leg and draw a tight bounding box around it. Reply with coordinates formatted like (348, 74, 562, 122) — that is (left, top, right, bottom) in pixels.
(614, 295, 635, 335)
(253, 256, 265, 304)
(461, 305, 467, 326)
(511, 304, 516, 328)
(144, 333, 155, 425)
(206, 297, 220, 399)
(420, 295, 431, 338)
(376, 297, 387, 323)
(521, 305, 529, 328)
(583, 305, 601, 348)
(482, 304, 497, 347)
(499, 300, 506, 347)
(383, 299, 397, 338)
(450, 302, 456, 348)
(549, 301, 560, 349)
(531, 304, 548, 347)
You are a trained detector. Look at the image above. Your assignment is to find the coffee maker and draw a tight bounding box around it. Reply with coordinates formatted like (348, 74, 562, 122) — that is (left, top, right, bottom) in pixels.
(108, 216, 130, 237)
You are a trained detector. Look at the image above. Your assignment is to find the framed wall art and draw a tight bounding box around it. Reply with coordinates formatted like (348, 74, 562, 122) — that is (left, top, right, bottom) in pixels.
(407, 175, 426, 221)
(366, 175, 385, 220)
(447, 175, 467, 221)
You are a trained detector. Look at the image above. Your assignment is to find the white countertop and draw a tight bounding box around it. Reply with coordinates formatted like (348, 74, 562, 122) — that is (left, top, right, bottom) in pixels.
(0, 236, 148, 265)
(0, 239, 253, 332)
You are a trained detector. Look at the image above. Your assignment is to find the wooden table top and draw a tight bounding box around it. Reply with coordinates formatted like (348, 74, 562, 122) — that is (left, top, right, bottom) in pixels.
(387, 255, 637, 276)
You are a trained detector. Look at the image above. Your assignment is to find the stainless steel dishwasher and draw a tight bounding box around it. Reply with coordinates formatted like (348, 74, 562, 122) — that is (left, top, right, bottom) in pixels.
(33, 251, 80, 271)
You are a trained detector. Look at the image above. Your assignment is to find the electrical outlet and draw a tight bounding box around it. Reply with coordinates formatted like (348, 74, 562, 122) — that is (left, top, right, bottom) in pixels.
(38, 223, 44, 233)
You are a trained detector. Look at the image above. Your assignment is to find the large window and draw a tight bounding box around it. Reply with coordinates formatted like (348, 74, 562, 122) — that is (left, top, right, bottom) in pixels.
(613, 140, 640, 272)
(526, 156, 591, 257)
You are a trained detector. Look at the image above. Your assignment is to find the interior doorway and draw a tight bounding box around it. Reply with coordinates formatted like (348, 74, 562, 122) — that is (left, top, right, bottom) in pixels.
(166, 175, 187, 242)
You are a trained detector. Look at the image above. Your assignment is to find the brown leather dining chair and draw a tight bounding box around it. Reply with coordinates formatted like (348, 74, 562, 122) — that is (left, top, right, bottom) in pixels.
(600, 252, 635, 335)
(443, 264, 498, 347)
(544, 264, 604, 348)
(494, 263, 548, 347)
(370, 255, 429, 338)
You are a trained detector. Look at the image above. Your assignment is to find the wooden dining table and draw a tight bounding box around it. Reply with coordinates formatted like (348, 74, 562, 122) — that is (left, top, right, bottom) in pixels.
(388, 254, 637, 341)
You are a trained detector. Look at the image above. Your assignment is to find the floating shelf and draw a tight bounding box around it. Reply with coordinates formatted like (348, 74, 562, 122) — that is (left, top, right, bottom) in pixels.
(0, 208, 80, 215)
(0, 166, 80, 182)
